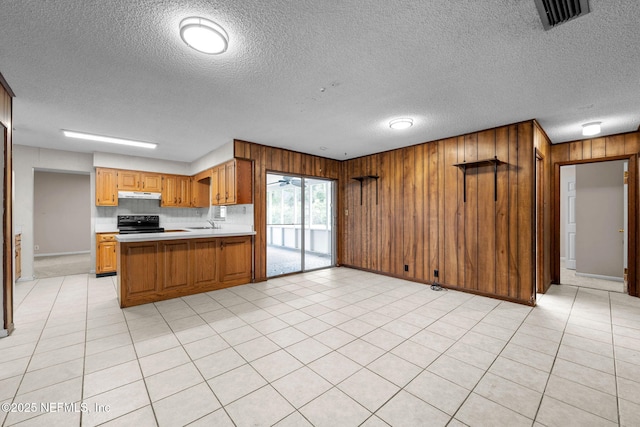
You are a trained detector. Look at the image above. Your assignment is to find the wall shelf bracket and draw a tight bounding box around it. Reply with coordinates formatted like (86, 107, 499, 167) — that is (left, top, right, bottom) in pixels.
(352, 175, 380, 205)
(453, 156, 502, 202)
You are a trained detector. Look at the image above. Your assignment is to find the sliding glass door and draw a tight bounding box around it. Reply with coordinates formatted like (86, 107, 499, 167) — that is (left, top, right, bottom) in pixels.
(266, 174, 335, 277)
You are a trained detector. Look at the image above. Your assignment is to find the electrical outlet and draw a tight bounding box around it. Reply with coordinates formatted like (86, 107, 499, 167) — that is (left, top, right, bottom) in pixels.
(34, 245, 40, 251)
(404, 264, 409, 272)
(434, 269, 439, 278)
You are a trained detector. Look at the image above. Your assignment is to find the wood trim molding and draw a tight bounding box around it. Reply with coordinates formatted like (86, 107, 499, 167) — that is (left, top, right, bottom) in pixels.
(551, 152, 638, 297)
(0, 72, 15, 98)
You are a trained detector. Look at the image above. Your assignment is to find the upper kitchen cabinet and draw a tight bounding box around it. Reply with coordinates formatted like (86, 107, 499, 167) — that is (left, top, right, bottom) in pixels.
(96, 168, 118, 206)
(211, 159, 252, 206)
(117, 170, 162, 192)
(192, 169, 211, 208)
(161, 174, 191, 207)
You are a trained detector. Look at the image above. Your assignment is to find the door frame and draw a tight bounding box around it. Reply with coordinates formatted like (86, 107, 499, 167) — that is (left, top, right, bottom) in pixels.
(552, 154, 638, 297)
(265, 171, 337, 277)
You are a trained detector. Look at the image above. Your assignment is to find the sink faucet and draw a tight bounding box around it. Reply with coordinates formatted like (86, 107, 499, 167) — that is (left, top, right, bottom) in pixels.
(207, 219, 221, 229)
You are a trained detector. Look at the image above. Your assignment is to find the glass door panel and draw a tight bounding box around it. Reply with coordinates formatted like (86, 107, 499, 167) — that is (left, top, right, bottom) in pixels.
(304, 178, 333, 271)
(267, 174, 335, 277)
(267, 174, 302, 277)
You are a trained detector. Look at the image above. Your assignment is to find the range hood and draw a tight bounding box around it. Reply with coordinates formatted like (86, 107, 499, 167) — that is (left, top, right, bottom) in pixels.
(118, 191, 162, 200)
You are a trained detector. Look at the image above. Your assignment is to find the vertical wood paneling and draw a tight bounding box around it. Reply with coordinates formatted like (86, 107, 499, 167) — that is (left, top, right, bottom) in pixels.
(517, 122, 534, 302)
(1, 79, 13, 333)
(428, 141, 440, 281)
(507, 125, 520, 299)
(592, 138, 606, 157)
(443, 138, 459, 286)
(477, 129, 496, 295)
(456, 137, 467, 288)
(403, 147, 417, 277)
(234, 141, 341, 282)
(569, 141, 583, 161)
(606, 135, 625, 157)
(495, 127, 510, 296)
(464, 133, 478, 290)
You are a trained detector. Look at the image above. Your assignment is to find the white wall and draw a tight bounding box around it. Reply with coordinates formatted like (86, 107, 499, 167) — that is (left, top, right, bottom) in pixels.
(575, 160, 625, 279)
(14, 146, 94, 280)
(93, 152, 191, 175)
(189, 142, 234, 175)
(34, 171, 91, 255)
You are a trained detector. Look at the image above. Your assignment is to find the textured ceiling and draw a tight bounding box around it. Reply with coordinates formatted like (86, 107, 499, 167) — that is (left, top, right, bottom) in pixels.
(1, 0, 639, 162)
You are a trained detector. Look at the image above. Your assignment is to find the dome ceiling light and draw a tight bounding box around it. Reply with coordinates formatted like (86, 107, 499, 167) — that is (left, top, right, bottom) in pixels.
(582, 122, 602, 137)
(389, 118, 414, 130)
(179, 17, 229, 55)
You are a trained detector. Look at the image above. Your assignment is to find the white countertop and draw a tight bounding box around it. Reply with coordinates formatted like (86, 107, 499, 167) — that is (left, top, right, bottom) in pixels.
(115, 226, 255, 243)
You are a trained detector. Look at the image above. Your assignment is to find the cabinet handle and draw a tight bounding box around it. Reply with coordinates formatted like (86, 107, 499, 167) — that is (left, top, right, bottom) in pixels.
(142, 182, 144, 188)
(174, 197, 177, 203)
(112, 195, 114, 202)
(220, 242, 225, 250)
(179, 197, 182, 204)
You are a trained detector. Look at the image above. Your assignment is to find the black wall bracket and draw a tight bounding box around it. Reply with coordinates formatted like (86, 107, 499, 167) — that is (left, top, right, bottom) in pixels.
(453, 156, 502, 202)
(352, 175, 380, 205)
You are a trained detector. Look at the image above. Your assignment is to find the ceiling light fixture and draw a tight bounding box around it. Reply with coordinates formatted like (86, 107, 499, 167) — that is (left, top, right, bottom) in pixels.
(179, 17, 229, 54)
(63, 130, 158, 149)
(582, 122, 602, 137)
(389, 118, 413, 130)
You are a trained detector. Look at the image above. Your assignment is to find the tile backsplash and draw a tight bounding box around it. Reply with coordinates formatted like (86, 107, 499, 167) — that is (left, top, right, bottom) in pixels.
(95, 199, 253, 227)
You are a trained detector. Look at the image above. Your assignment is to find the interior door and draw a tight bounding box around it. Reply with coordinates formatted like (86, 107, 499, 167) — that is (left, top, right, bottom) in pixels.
(566, 178, 577, 270)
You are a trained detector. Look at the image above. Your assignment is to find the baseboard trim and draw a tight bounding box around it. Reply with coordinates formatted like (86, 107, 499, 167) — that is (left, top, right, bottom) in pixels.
(34, 251, 90, 258)
(575, 272, 624, 282)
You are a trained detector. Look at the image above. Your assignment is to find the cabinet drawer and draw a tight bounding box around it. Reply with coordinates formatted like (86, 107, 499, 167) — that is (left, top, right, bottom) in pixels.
(97, 233, 118, 243)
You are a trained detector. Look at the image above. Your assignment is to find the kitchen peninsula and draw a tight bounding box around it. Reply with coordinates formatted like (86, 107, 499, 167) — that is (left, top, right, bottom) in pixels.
(116, 228, 255, 308)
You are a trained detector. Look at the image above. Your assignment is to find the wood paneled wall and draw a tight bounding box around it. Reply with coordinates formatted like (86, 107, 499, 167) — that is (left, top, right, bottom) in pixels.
(341, 121, 539, 304)
(1, 73, 14, 333)
(534, 122, 552, 293)
(234, 140, 341, 282)
(550, 131, 640, 297)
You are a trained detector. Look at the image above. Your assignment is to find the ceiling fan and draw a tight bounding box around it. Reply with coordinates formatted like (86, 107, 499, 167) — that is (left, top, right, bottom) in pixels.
(277, 176, 302, 187)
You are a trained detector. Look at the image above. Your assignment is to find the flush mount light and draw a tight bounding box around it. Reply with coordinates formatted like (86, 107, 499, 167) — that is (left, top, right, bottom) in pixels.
(179, 17, 228, 54)
(63, 130, 157, 149)
(389, 118, 413, 130)
(582, 122, 602, 137)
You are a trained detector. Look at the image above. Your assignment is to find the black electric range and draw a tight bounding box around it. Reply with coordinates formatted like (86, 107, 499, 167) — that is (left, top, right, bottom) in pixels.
(117, 215, 164, 234)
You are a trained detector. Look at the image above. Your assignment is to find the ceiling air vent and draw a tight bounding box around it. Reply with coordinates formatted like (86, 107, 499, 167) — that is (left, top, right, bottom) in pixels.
(534, 0, 590, 30)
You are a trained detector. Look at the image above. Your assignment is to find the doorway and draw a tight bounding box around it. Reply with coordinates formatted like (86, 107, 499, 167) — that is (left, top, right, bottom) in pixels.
(266, 173, 335, 277)
(33, 170, 91, 277)
(559, 161, 627, 293)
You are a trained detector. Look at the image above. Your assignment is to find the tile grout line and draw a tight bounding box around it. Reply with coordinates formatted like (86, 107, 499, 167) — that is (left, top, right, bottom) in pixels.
(609, 289, 621, 426)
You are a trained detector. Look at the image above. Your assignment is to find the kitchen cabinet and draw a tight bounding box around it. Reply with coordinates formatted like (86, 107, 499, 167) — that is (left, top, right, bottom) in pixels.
(211, 159, 252, 206)
(161, 241, 191, 290)
(161, 175, 191, 207)
(15, 234, 21, 279)
(219, 235, 252, 283)
(96, 168, 118, 206)
(117, 235, 253, 307)
(117, 170, 162, 192)
(96, 233, 118, 276)
(192, 170, 210, 207)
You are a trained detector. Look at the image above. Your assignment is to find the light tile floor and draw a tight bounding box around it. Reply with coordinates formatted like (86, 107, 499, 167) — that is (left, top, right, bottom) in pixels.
(2, 268, 640, 426)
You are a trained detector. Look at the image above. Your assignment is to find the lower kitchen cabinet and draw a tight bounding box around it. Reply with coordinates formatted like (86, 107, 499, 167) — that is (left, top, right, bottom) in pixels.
(117, 235, 253, 307)
(96, 233, 118, 276)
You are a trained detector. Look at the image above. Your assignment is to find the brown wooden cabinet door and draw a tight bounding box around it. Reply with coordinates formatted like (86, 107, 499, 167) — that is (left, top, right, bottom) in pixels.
(97, 241, 117, 274)
(219, 236, 252, 283)
(141, 173, 162, 192)
(225, 161, 236, 204)
(161, 241, 190, 290)
(117, 170, 141, 191)
(192, 240, 218, 287)
(96, 168, 118, 206)
(122, 242, 160, 297)
(161, 175, 178, 207)
(96, 233, 118, 274)
(211, 166, 221, 205)
(178, 176, 191, 206)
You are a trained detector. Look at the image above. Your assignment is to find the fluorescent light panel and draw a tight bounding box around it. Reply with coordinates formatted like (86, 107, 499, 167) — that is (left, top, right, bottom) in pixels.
(63, 130, 157, 149)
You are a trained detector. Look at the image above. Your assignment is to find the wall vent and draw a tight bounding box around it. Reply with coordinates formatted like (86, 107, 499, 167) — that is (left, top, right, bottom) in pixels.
(534, 0, 590, 30)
